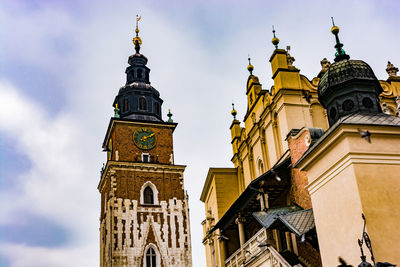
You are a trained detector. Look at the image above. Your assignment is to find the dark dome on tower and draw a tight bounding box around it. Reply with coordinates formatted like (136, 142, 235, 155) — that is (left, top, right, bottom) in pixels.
(318, 23, 383, 126)
(112, 23, 163, 122)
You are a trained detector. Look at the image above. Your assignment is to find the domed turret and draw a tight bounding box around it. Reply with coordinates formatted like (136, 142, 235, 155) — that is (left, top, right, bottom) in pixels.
(318, 20, 383, 126)
(113, 16, 163, 122)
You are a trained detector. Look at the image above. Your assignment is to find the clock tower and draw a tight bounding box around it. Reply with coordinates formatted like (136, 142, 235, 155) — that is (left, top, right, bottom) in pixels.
(98, 18, 192, 267)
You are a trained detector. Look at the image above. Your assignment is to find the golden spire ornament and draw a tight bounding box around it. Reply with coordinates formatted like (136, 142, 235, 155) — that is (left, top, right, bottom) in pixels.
(247, 55, 254, 75)
(132, 15, 142, 47)
(271, 25, 280, 49)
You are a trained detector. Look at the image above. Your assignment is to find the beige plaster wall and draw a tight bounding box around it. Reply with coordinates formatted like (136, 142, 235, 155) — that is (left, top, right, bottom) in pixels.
(354, 163, 400, 264)
(310, 164, 366, 266)
(300, 125, 400, 266)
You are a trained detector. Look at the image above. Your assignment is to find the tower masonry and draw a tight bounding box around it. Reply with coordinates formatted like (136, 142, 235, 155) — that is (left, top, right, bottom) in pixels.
(98, 18, 192, 267)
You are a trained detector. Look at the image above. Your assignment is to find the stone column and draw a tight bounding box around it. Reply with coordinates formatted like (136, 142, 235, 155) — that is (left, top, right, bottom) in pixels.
(235, 214, 246, 260)
(263, 194, 275, 247)
(218, 235, 227, 267)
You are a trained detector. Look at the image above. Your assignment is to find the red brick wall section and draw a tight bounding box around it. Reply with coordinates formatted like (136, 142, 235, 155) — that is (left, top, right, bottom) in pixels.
(297, 238, 322, 267)
(114, 169, 184, 202)
(113, 122, 174, 164)
(287, 129, 312, 209)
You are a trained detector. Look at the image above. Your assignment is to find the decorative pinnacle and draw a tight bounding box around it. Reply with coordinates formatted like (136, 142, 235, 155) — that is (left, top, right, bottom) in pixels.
(114, 104, 120, 118)
(231, 103, 237, 120)
(271, 25, 279, 49)
(133, 15, 142, 53)
(330, 17, 349, 62)
(247, 55, 254, 75)
(167, 109, 173, 122)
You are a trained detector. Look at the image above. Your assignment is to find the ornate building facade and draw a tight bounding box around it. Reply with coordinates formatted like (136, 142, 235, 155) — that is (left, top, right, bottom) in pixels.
(201, 23, 400, 267)
(98, 20, 192, 267)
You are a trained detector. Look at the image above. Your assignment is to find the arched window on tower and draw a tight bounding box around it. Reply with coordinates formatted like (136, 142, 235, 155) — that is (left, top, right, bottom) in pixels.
(145, 247, 156, 267)
(140, 181, 159, 205)
(139, 97, 147, 110)
(154, 102, 160, 115)
(123, 98, 129, 113)
(143, 186, 154, 204)
(137, 68, 143, 79)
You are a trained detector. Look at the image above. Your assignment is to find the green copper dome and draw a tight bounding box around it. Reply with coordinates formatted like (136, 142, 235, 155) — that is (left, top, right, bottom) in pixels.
(317, 21, 383, 126)
(318, 59, 378, 98)
(317, 59, 383, 126)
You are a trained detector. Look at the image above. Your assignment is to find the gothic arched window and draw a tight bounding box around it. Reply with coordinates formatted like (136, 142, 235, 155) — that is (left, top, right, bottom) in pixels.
(139, 97, 147, 110)
(154, 102, 160, 115)
(145, 247, 156, 267)
(143, 186, 154, 204)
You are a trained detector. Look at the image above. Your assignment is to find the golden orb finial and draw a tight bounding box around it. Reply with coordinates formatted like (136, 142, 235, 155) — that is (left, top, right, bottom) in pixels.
(132, 15, 142, 46)
(330, 17, 339, 34)
(231, 103, 237, 120)
(272, 25, 279, 49)
(247, 55, 254, 75)
(331, 25, 339, 34)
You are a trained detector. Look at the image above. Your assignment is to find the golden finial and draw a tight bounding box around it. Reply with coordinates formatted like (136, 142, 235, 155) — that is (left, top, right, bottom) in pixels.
(132, 15, 142, 47)
(114, 103, 120, 118)
(331, 17, 339, 34)
(272, 25, 280, 49)
(247, 55, 254, 75)
(231, 103, 237, 120)
(167, 109, 173, 122)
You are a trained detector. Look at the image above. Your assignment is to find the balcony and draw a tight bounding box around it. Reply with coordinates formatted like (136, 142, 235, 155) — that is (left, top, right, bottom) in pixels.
(225, 228, 294, 267)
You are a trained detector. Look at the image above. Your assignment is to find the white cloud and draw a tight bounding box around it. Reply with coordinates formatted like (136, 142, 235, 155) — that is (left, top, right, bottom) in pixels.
(0, 243, 97, 267)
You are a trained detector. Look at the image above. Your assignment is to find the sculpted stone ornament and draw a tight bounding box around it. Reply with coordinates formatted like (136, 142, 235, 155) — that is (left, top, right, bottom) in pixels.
(320, 58, 331, 71)
(386, 61, 399, 77)
(286, 46, 296, 66)
(318, 58, 331, 78)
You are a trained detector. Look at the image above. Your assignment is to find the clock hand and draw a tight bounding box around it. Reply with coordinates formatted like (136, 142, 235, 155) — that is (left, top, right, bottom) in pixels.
(148, 133, 155, 138)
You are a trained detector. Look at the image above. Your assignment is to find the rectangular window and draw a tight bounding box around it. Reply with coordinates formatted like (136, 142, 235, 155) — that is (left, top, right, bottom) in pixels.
(142, 153, 150, 163)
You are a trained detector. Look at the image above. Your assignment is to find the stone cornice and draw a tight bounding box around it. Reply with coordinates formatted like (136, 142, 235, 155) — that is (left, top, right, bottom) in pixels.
(98, 161, 186, 191)
(200, 168, 237, 202)
(306, 152, 400, 195)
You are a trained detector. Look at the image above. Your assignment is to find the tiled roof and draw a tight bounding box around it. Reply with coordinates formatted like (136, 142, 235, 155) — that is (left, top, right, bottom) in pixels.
(280, 209, 315, 236)
(340, 112, 400, 126)
(253, 206, 301, 229)
(253, 207, 315, 237)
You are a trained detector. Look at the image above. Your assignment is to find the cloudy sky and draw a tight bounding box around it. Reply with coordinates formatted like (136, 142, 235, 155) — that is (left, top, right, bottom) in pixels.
(0, 0, 399, 266)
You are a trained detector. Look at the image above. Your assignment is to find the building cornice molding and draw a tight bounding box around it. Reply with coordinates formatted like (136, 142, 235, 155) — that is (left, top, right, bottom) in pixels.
(306, 152, 400, 195)
(200, 168, 237, 202)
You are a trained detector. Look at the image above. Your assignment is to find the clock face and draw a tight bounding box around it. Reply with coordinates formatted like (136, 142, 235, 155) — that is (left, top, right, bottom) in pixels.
(133, 128, 157, 150)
